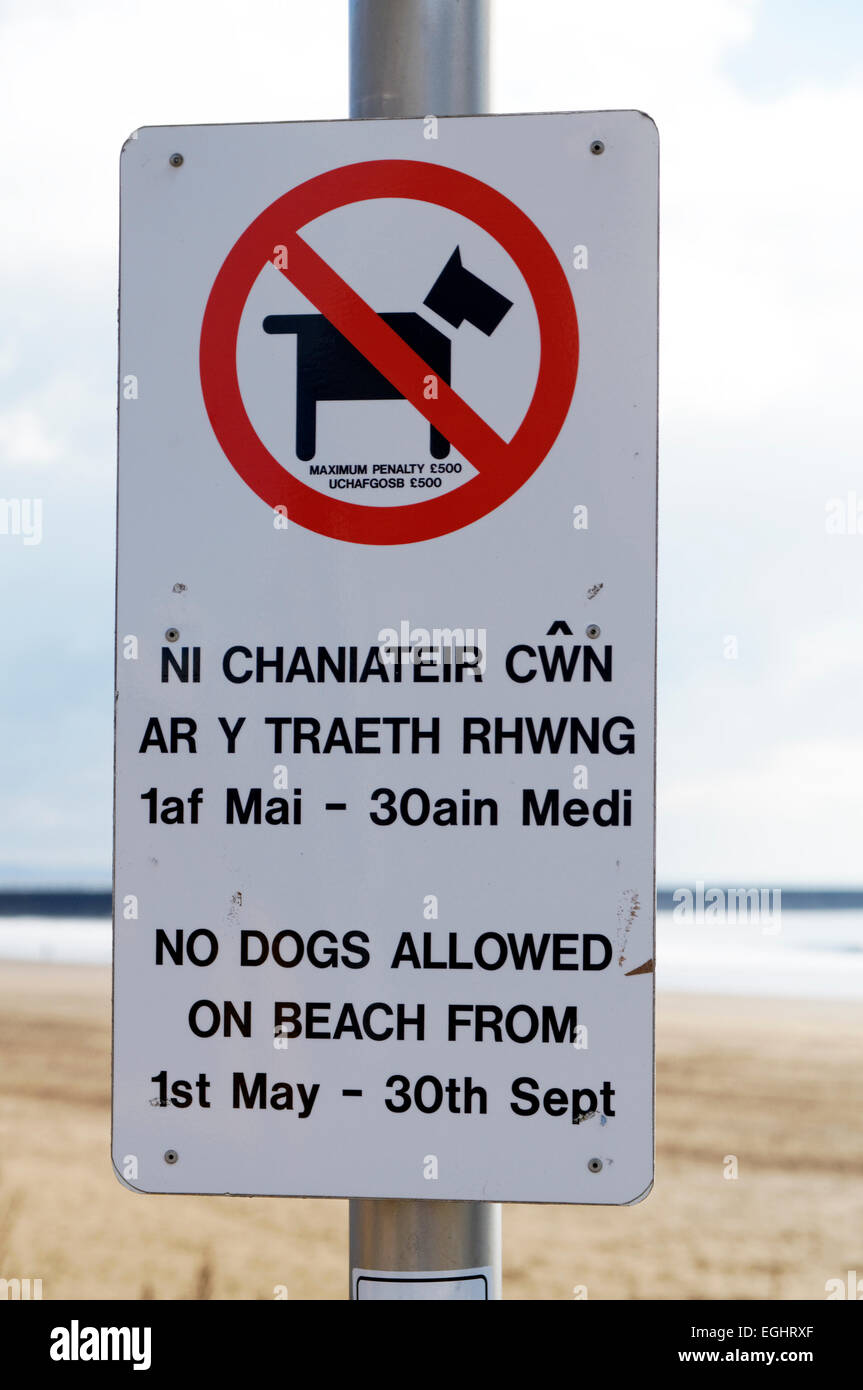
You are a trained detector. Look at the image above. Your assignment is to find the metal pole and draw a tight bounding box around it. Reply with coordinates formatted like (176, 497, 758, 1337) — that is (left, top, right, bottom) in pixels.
(349, 0, 489, 120)
(347, 0, 501, 1301)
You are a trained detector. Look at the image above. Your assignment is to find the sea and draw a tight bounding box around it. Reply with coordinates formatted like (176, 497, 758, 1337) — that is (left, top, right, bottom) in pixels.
(1, 891, 862, 999)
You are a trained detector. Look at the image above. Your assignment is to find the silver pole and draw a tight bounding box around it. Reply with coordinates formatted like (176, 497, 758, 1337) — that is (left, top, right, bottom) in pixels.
(347, 0, 501, 1301)
(350, 1198, 502, 1299)
(349, 0, 490, 120)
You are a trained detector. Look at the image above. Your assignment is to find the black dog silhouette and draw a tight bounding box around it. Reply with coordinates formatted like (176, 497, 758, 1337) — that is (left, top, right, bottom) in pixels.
(263, 248, 512, 461)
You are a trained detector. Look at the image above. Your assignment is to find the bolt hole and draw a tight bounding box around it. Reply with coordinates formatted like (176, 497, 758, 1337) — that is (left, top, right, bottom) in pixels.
(585, 624, 601, 640)
(588, 1157, 603, 1173)
(165, 628, 180, 643)
(169, 153, 184, 168)
(164, 1149, 179, 1165)
(590, 140, 605, 156)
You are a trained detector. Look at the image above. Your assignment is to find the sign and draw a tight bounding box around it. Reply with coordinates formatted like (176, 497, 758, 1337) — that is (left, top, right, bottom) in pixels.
(114, 111, 658, 1205)
(199, 160, 578, 543)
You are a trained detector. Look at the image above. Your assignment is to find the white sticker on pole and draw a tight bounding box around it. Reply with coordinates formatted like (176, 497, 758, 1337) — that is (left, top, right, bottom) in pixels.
(353, 1268, 493, 1300)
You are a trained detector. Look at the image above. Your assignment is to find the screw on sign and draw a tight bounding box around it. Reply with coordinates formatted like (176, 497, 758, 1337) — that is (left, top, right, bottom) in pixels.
(200, 159, 579, 545)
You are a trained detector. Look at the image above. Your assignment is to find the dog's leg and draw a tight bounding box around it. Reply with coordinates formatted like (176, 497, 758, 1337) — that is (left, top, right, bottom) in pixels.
(429, 346, 451, 458)
(430, 426, 450, 460)
(295, 368, 317, 461)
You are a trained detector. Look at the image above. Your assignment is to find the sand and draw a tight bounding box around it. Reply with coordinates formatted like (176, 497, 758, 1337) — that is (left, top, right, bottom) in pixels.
(0, 962, 860, 1300)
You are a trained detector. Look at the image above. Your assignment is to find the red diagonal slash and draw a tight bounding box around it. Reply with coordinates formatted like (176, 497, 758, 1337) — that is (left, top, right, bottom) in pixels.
(276, 232, 509, 474)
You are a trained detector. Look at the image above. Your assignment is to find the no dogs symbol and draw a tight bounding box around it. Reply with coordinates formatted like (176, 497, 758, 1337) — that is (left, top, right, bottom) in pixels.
(200, 160, 579, 545)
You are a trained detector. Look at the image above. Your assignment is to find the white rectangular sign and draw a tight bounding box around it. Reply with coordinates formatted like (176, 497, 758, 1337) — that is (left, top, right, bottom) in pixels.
(114, 110, 658, 1204)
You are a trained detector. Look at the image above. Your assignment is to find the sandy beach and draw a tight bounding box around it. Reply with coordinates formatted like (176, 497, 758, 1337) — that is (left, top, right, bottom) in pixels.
(0, 961, 860, 1301)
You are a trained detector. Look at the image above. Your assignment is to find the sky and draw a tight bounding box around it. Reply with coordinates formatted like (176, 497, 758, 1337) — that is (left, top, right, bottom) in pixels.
(0, 0, 861, 887)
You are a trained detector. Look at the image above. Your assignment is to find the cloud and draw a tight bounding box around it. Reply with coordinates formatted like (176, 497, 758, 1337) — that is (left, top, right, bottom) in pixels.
(0, 405, 61, 466)
(0, 0, 348, 279)
(660, 736, 863, 884)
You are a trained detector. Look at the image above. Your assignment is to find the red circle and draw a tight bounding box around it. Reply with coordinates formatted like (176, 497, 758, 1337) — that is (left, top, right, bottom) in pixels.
(200, 160, 579, 545)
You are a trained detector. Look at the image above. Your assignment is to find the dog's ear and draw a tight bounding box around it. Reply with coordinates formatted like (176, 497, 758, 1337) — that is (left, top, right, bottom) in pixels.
(424, 248, 513, 335)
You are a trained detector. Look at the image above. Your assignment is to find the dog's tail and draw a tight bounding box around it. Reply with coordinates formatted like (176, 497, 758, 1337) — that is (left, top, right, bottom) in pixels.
(263, 315, 319, 335)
